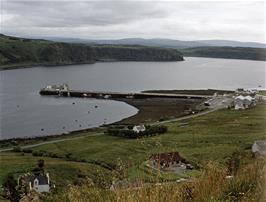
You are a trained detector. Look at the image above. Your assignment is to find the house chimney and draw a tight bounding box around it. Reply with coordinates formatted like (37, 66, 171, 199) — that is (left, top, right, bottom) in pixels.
(46, 173, 50, 184)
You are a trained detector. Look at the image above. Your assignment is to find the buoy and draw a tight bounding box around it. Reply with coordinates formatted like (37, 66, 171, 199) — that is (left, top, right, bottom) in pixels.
(94, 105, 98, 108)
(72, 102, 75, 105)
(41, 128, 44, 131)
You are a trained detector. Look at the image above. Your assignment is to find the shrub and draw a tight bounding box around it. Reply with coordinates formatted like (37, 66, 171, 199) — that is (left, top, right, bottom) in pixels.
(22, 148, 32, 153)
(107, 125, 167, 139)
(12, 146, 22, 152)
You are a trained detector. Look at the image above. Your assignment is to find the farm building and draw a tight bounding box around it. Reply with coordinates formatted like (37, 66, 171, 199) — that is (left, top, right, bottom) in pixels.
(19, 173, 51, 193)
(133, 125, 146, 133)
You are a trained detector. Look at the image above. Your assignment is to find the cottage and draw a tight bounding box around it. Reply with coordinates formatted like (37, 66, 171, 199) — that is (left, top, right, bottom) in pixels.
(133, 125, 146, 133)
(255, 94, 266, 102)
(149, 152, 188, 169)
(104, 95, 111, 99)
(21, 173, 50, 193)
(234, 95, 255, 110)
(235, 88, 258, 96)
(236, 88, 245, 93)
(252, 140, 266, 155)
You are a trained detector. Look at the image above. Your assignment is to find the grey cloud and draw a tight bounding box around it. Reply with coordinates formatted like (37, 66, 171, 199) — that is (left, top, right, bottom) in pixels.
(1, 1, 265, 43)
(3, 1, 167, 27)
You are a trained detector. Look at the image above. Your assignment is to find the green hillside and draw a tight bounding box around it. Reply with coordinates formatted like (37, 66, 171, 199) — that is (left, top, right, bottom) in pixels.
(181, 46, 266, 61)
(0, 34, 183, 70)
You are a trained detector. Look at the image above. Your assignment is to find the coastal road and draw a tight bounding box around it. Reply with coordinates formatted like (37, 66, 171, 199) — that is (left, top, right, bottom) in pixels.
(0, 133, 104, 152)
(152, 108, 218, 126)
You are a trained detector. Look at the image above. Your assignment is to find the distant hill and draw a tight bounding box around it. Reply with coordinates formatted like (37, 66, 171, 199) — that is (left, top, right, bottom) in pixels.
(180, 46, 266, 61)
(195, 40, 265, 49)
(39, 36, 266, 61)
(43, 37, 266, 49)
(0, 34, 183, 70)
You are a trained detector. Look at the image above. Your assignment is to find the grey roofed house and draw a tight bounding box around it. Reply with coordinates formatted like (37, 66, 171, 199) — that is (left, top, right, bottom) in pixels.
(22, 173, 50, 193)
(252, 140, 266, 155)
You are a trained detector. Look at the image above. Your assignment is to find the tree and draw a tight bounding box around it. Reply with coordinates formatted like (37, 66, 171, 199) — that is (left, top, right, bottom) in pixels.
(32, 159, 45, 175)
(37, 159, 45, 170)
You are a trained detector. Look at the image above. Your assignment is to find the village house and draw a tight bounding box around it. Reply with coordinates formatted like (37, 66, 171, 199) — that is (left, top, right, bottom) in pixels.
(149, 152, 192, 170)
(234, 95, 255, 110)
(19, 173, 51, 193)
(252, 140, 266, 156)
(255, 94, 266, 102)
(133, 125, 146, 133)
(235, 88, 258, 96)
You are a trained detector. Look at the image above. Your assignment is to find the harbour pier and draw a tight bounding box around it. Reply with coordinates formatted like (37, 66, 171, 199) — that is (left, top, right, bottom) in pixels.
(39, 85, 211, 100)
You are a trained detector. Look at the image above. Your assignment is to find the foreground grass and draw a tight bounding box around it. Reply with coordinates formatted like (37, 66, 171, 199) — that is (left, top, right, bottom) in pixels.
(46, 156, 266, 202)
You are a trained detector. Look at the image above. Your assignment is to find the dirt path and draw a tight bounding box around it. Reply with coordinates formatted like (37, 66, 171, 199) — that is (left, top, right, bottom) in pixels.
(0, 133, 103, 152)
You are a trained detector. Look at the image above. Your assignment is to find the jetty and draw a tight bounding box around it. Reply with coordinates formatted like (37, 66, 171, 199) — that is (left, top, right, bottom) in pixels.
(39, 84, 211, 100)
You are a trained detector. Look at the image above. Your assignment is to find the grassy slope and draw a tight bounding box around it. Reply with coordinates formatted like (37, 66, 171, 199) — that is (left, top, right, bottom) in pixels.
(32, 104, 265, 164)
(0, 152, 113, 189)
(1, 103, 265, 190)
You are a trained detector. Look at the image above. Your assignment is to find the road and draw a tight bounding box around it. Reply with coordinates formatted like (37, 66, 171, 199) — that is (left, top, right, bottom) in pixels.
(0, 95, 233, 153)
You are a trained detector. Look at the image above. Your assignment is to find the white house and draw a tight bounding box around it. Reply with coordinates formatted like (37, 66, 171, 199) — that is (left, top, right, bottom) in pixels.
(133, 125, 146, 133)
(252, 140, 266, 155)
(234, 95, 255, 110)
(255, 94, 266, 102)
(27, 173, 50, 193)
(104, 95, 111, 99)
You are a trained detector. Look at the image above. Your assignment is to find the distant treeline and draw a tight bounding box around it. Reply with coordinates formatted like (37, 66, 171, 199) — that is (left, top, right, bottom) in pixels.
(106, 125, 167, 139)
(180, 46, 266, 61)
(0, 34, 183, 69)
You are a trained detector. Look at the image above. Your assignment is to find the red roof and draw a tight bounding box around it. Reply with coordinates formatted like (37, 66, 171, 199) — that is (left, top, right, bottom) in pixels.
(149, 152, 185, 164)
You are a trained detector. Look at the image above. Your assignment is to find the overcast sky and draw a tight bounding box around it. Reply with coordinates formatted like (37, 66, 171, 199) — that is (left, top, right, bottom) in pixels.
(1, 1, 265, 43)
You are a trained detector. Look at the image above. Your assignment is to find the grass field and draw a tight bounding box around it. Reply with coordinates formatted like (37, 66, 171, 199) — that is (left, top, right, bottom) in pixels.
(30, 104, 265, 163)
(0, 103, 265, 195)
